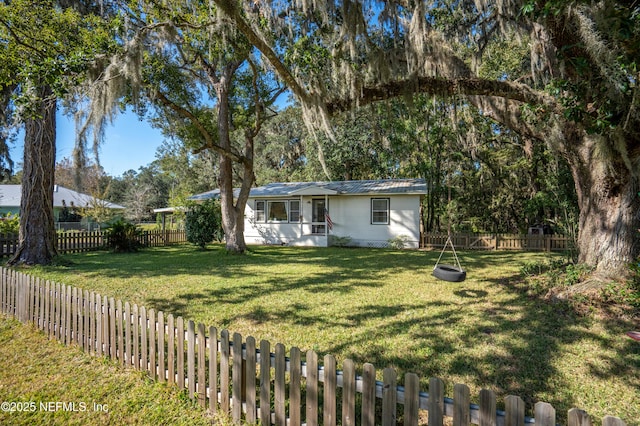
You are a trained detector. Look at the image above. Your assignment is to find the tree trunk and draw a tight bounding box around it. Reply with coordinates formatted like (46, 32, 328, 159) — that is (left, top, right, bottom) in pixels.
(9, 85, 57, 265)
(567, 132, 640, 278)
(218, 149, 248, 254)
(216, 71, 248, 254)
(471, 96, 640, 277)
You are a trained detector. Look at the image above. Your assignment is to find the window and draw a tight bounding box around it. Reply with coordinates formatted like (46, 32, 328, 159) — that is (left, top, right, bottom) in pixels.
(255, 201, 265, 222)
(289, 200, 301, 223)
(371, 198, 390, 225)
(268, 201, 288, 222)
(254, 199, 301, 223)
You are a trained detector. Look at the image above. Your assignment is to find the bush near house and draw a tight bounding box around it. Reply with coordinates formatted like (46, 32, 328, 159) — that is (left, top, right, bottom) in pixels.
(103, 219, 143, 253)
(185, 199, 222, 249)
(0, 213, 19, 234)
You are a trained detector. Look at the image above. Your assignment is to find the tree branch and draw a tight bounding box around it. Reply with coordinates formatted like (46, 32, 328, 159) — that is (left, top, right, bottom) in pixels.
(213, 0, 312, 105)
(151, 88, 248, 165)
(325, 76, 563, 117)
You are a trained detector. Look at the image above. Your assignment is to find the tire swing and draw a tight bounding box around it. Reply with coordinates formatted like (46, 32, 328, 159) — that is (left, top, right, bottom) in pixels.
(432, 234, 466, 282)
(432, 180, 466, 282)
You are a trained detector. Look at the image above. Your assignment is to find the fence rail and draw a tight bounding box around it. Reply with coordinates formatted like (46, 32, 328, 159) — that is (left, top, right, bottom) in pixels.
(0, 230, 187, 257)
(422, 233, 572, 252)
(0, 268, 626, 426)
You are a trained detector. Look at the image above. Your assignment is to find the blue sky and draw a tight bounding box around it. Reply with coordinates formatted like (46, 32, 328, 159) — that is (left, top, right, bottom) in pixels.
(11, 109, 165, 178)
(10, 90, 292, 178)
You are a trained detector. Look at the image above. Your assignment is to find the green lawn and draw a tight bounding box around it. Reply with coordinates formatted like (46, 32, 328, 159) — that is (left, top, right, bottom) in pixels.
(0, 316, 213, 426)
(15, 245, 640, 424)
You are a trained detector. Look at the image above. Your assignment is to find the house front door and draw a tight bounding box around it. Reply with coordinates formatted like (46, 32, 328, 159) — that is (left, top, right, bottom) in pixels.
(311, 199, 326, 235)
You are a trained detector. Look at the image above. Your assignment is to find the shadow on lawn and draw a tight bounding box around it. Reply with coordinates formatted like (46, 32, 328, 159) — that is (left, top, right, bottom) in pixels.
(144, 246, 406, 319)
(71, 245, 428, 280)
(69, 246, 639, 422)
(318, 278, 639, 423)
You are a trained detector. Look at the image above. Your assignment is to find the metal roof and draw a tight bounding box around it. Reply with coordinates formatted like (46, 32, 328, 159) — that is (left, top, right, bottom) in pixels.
(0, 185, 125, 209)
(189, 179, 427, 200)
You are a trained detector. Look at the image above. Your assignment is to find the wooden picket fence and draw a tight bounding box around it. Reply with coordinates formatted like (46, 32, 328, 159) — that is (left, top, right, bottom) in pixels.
(0, 268, 627, 426)
(422, 233, 572, 252)
(0, 230, 187, 257)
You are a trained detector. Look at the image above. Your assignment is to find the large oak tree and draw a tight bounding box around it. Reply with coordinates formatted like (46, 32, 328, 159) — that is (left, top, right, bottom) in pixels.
(85, 1, 285, 253)
(0, 0, 116, 265)
(214, 0, 640, 278)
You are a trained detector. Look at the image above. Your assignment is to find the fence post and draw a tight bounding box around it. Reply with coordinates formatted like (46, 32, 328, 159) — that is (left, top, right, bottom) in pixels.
(602, 416, 626, 426)
(289, 346, 301, 426)
(324, 354, 337, 426)
(362, 363, 376, 426)
(133, 304, 140, 369)
(505, 395, 525, 426)
(149, 309, 156, 380)
(109, 297, 117, 360)
(479, 389, 497, 426)
(453, 383, 470, 426)
(167, 314, 175, 384)
(176, 316, 184, 387)
(140, 306, 148, 372)
(124, 302, 131, 366)
(342, 359, 356, 426)
(38, 278, 46, 331)
(187, 320, 195, 399)
(198, 323, 206, 408)
(73, 287, 80, 345)
(18, 272, 27, 322)
(306, 350, 319, 426)
(245, 336, 257, 424)
(233, 332, 244, 420)
(208, 326, 218, 415)
(95, 293, 102, 356)
(275, 342, 286, 425)
(0, 268, 5, 314)
(220, 329, 230, 414)
(382, 367, 397, 426)
(568, 408, 592, 426)
(158, 312, 165, 382)
(535, 402, 556, 426)
(404, 373, 420, 426)
(428, 377, 444, 426)
(259, 340, 271, 425)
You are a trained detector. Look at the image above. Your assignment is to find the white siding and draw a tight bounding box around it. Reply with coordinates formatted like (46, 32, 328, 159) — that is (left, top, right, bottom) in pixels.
(244, 194, 422, 248)
(328, 195, 421, 248)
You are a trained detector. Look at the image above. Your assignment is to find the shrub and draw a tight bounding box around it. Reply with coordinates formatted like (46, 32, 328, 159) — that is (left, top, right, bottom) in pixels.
(387, 234, 411, 249)
(0, 213, 19, 234)
(185, 200, 222, 249)
(329, 235, 352, 247)
(103, 219, 143, 253)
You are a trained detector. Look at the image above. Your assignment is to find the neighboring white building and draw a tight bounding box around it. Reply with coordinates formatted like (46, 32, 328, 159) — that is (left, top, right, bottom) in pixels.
(190, 179, 427, 248)
(0, 184, 124, 221)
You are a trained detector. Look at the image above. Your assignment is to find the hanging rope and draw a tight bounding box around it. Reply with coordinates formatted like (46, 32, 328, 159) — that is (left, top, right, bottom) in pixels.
(433, 233, 463, 272)
(431, 169, 466, 281)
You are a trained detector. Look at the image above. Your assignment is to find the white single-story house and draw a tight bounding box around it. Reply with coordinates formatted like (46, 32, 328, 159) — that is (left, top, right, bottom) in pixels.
(190, 178, 427, 248)
(0, 184, 125, 222)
